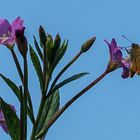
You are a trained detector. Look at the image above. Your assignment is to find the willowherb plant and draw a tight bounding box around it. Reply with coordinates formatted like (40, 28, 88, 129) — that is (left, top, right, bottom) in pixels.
(0, 17, 135, 140)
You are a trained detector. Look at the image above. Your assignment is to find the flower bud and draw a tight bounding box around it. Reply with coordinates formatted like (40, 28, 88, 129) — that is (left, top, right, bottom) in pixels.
(54, 33, 61, 49)
(15, 28, 28, 57)
(81, 37, 96, 53)
(39, 25, 47, 46)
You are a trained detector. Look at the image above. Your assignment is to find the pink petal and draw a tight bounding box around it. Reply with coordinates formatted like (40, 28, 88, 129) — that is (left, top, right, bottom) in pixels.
(0, 35, 15, 46)
(0, 19, 11, 35)
(121, 65, 129, 78)
(111, 38, 117, 47)
(0, 123, 8, 133)
(11, 17, 24, 35)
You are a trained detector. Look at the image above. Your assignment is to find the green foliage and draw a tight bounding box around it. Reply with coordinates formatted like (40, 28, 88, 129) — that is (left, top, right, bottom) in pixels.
(30, 45, 43, 92)
(36, 90, 60, 138)
(50, 40, 68, 74)
(0, 98, 20, 140)
(0, 74, 34, 123)
(0, 74, 20, 101)
(52, 72, 89, 93)
(33, 36, 43, 61)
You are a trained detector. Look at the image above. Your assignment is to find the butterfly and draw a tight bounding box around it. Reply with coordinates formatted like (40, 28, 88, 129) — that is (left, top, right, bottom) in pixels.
(129, 43, 140, 77)
(122, 35, 140, 77)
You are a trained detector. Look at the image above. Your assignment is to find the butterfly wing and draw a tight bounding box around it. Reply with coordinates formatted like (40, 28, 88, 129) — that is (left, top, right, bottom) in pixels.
(129, 46, 137, 77)
(129, 56, 137, 77)
(135, 47, 140, 75)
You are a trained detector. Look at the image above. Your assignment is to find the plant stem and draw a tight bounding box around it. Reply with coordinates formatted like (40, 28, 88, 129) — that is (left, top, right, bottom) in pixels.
(30, 95, 46, 140)
(19, 86, 24, 140)
(23, 57, 28, 140)
(46, 51, 82, 98)
(10, 49, 35, 123)
(10, 49, 23, 80)
(36, 70, 108, 138)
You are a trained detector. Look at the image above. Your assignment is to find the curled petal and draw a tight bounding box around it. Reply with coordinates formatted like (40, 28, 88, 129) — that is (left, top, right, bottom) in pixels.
(120, 58, 130, 78)
(121, 64, 129, 78)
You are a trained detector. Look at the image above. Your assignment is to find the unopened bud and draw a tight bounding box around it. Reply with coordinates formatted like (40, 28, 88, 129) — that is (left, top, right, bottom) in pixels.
(81, 37, 96, 53)
(54, 33, 61, 49)
(15, 28, 28, 57)
(46, 33, 53, 42)
(39, 25, 47, 46)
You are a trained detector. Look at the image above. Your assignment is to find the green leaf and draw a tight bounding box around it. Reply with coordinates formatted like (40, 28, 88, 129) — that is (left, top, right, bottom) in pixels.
(0, 74, 20, 101)
(0, 98, 20, 140)
(39, 25, 47, 46)
(30, 46, 43, 92)
(36, 90, 60, 138)
(45, 90, 60, 123)
(55, 40, 68, 66)
(52, 72, 89, 93)
(0, 74, 35, 124)
(33, 36, 43, 61)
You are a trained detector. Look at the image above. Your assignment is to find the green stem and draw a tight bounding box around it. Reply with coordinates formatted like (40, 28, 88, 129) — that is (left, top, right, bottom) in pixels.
(10, 49, 23, 80)
(19, 86, 24, 140)
(36, 70, 108, 138)
(10, 49, 35, 123)
(23, 57, 28, 140)
(46, 51, 82, 98)
(30, 95, 46, 140)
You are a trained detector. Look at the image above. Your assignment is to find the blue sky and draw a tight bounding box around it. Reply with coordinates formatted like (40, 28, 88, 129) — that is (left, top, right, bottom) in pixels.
(1, 0, 140, 140)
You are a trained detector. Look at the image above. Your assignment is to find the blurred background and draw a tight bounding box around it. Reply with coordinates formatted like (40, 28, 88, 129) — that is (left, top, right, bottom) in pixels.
(0, 0, 140, 140)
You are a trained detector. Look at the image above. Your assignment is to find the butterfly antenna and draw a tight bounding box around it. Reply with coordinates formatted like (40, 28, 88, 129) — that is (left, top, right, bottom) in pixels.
(122, 35, 133, 43)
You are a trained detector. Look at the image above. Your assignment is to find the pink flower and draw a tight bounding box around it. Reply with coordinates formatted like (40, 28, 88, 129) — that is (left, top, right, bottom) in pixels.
(0, 17, 24, 48)
(104, 38, 130, 78)
(0, 105, 16, 133)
